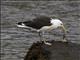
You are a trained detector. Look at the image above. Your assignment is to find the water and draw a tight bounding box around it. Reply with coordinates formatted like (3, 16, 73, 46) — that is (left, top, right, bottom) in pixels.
(1, 1, 80, 60)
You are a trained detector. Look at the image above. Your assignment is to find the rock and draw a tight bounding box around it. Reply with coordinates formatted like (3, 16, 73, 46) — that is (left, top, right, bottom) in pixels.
(24, 41, 80, 60)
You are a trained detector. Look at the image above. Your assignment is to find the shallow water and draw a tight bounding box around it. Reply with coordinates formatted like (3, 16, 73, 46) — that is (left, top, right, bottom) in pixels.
(1, 1, 80, 60)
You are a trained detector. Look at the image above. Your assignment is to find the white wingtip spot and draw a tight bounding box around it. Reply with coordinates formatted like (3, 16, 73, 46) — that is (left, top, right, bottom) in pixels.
(16, 22, 27, 28)
(17, 25, 26, 28)
(62, 39, 67, 42)
(44, 42, 52, 45)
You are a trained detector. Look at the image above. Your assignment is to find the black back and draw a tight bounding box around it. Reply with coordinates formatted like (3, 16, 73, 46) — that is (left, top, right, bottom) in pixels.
(22, 16, 52, 29)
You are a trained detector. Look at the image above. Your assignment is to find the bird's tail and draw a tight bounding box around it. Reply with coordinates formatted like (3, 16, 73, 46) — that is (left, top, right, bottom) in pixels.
(16, 21, 37, 32)
(17, 22, 27, 28)
(16, 21, 34, 29)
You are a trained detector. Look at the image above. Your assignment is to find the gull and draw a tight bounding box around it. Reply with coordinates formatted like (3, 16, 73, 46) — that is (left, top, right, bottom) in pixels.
(17, 16, 68, 45)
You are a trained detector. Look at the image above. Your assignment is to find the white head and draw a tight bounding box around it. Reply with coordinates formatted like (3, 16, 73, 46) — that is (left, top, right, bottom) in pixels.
(50, 18, 67, 32)
(51, 19, 62, 28)
(50, 19, 63, 28)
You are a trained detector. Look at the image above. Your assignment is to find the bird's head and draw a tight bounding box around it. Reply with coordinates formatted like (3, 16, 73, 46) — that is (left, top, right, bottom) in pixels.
(51, 19, 68, 33)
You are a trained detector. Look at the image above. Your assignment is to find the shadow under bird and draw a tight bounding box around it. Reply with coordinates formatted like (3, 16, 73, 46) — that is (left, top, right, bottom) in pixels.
(17, 16, 68, 45)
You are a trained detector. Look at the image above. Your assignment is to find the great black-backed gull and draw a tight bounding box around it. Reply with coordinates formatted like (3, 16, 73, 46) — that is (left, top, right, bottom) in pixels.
(17, 16, 67, 45)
